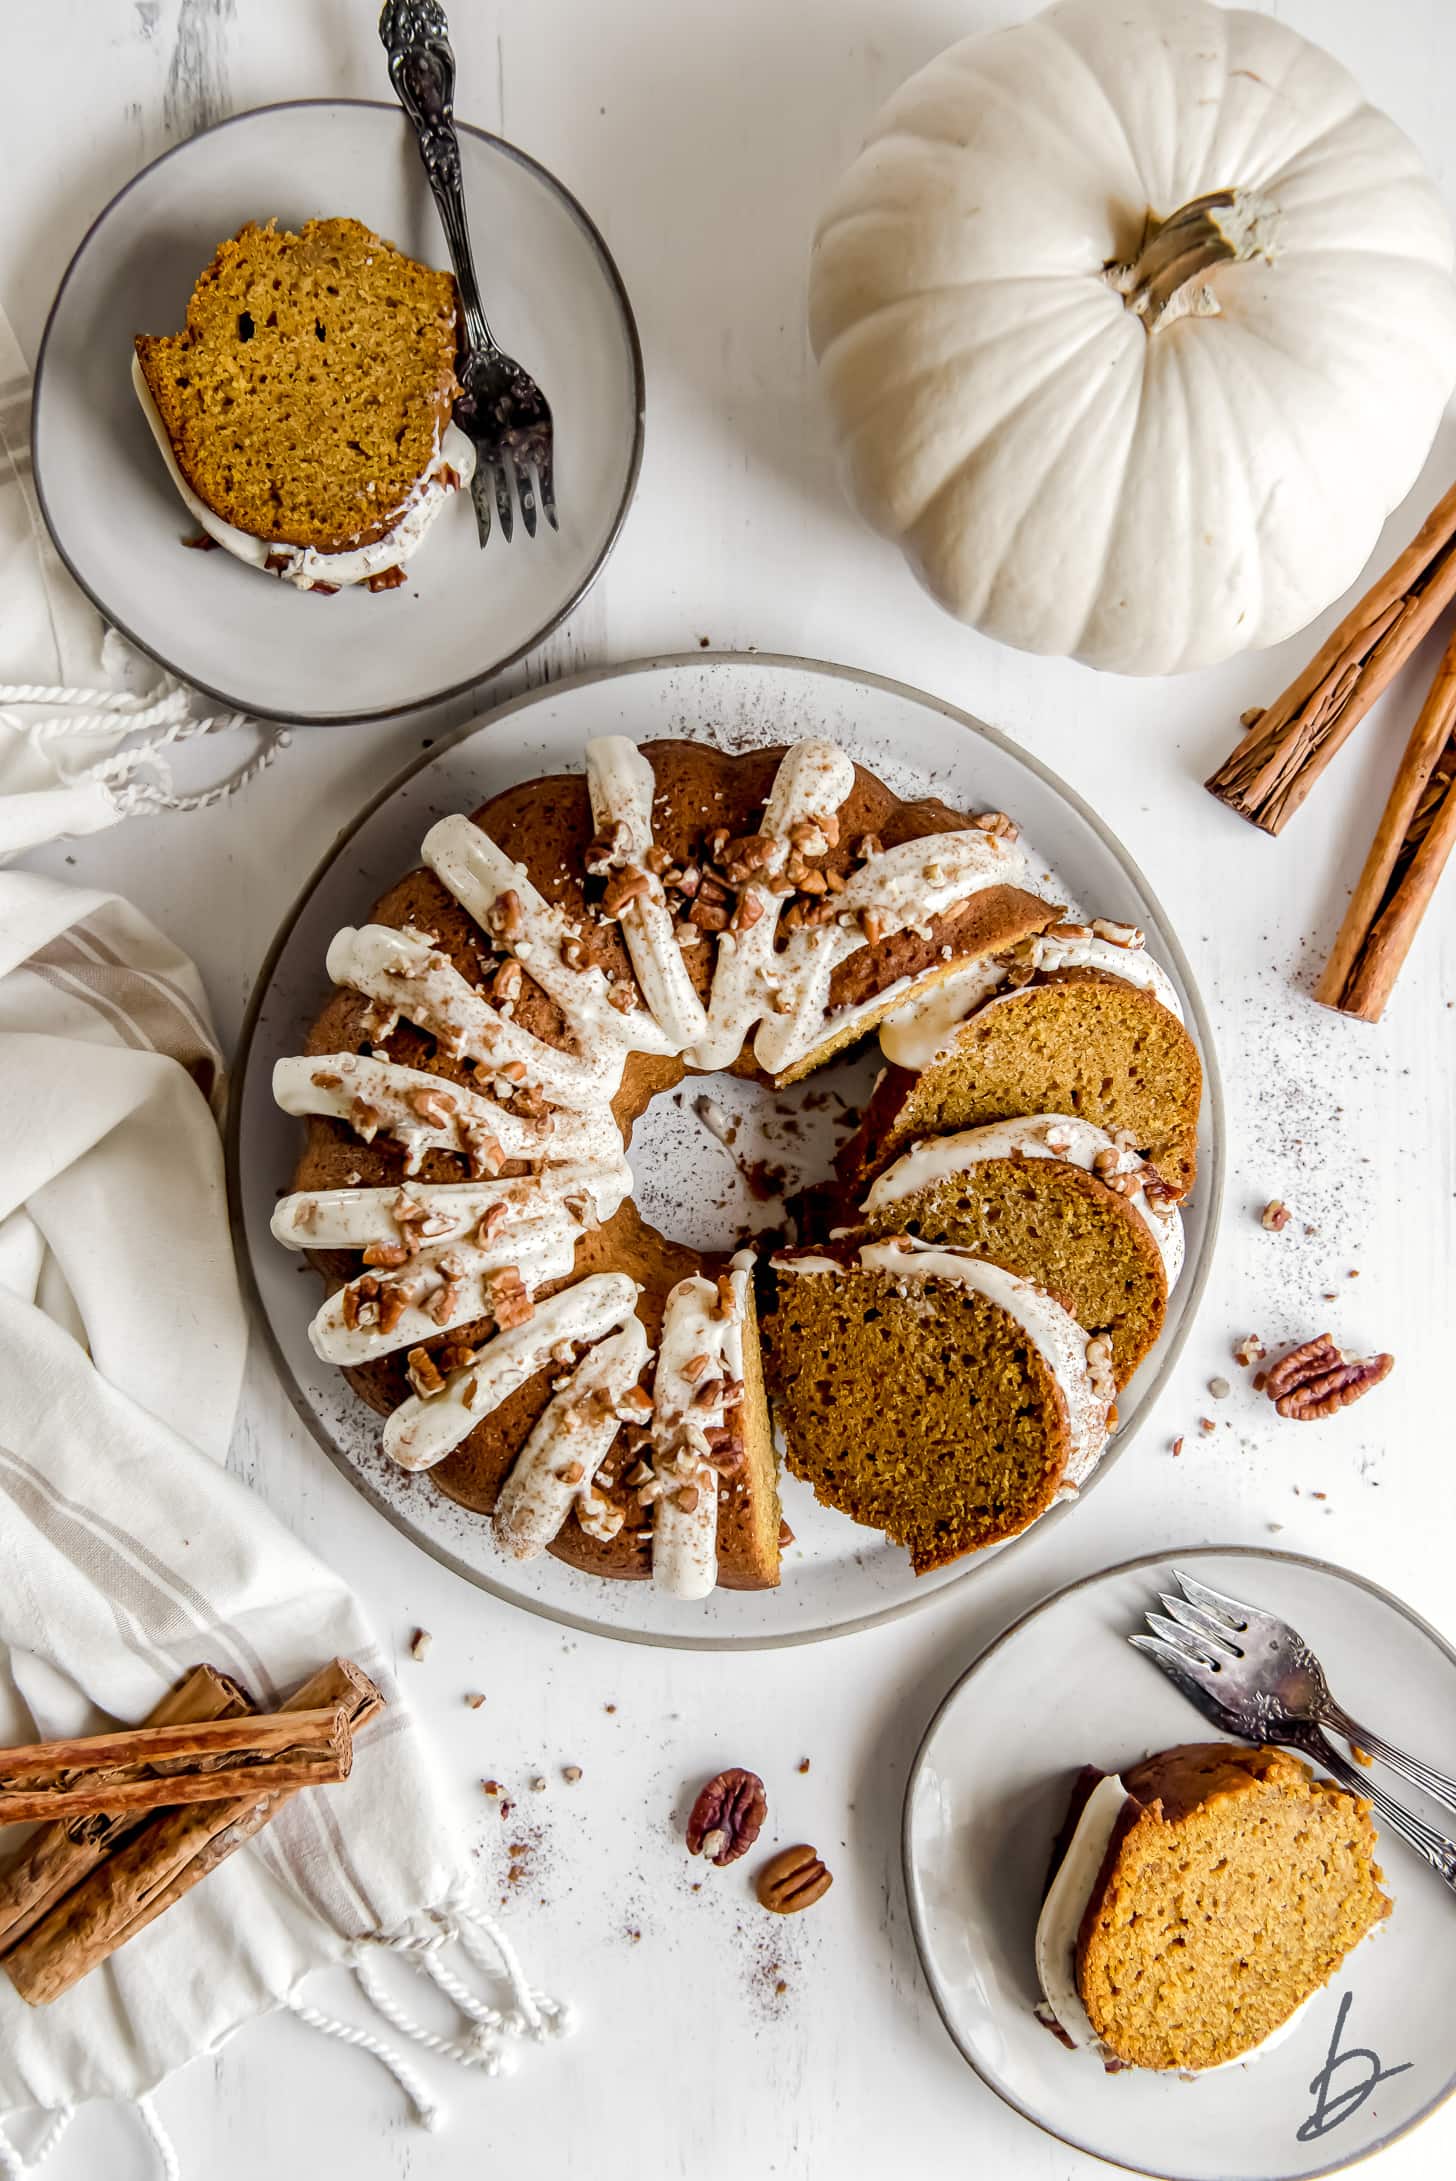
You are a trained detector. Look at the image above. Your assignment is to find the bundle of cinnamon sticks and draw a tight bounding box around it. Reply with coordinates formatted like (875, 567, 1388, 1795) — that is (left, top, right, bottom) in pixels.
(0, 1657, 381, 2006)
(1206, 479, 1456, 1021)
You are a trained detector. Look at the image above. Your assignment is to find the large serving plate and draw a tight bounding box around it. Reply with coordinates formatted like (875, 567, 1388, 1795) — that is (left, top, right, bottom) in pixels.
(904, 1545, 1456, 2178)
(32, 100, 643, 724)
(229, 653, 1223, 1647)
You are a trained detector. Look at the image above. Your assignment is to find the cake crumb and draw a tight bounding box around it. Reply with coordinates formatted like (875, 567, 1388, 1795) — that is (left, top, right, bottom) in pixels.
(1207, 1376, 1231, 1400)
(464, 1691, 486, 1709)
(562, 1764, 583, 1784)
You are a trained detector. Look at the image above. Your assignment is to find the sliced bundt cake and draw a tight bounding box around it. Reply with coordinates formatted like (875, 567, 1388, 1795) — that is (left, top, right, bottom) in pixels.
(857, 1117, 1183, 1387)
(848, 969, 1203, 1196)
(763, 1236, 1113, 1572)
(1036, 1744, 1390, 2072)
(135, 216, 460, 554)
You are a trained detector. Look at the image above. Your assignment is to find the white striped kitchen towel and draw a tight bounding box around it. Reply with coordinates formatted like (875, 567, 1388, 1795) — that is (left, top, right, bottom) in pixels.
(0, 873, 568, 2172)
(0, 301, 284, 858)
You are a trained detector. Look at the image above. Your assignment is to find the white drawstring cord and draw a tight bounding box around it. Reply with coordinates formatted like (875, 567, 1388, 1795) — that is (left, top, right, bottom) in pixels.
(286, 1996, 442, 2129)
(0, 2107, 74, 2179)
(353, 1950, 512, 2077)
(136, 2095, 181, 2181)
(0, 674, 288, 818)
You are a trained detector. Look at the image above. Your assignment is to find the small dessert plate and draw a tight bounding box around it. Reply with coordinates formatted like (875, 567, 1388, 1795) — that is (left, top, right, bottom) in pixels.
(32, 100, 643, 724)
(904, 1545, 1456, 2178)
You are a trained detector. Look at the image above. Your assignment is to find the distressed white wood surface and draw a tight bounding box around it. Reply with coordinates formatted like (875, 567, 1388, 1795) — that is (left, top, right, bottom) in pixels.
(3, 1, 1455, 2174)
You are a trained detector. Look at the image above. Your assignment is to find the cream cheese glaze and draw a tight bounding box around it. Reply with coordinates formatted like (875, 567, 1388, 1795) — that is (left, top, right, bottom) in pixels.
(773, 1236, 1111, 1488)
(862, 1116, 1185, 1292)
(132, 353, 475, 590)
(649, 1260, 753, 1600)
(1035, 1773, 1313, 2072)
(879, 924, 1183, 1073)
(493, 1318, 649, 1561)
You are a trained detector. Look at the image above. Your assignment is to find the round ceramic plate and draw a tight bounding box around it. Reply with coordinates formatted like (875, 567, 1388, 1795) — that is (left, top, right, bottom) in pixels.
(904, 1544, 1456, 2178)
(229, 652, 1224, 1648)
(32, 100, 643, 724)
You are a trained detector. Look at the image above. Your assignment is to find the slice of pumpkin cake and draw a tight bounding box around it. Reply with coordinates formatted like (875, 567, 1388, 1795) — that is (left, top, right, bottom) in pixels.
(848, 968, 1203, 1196)
(763, 1236, 1113, 1572)
(134, 216, 471, 591)
(858, 1116, 1183, 1387)
(1036, 1744, 1390, 2072)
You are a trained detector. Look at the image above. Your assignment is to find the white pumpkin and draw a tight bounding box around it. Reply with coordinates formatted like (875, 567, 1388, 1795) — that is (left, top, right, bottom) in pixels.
(809, 0, 1456, 675)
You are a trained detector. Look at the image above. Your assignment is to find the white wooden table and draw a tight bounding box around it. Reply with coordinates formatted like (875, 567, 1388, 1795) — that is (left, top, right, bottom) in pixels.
(5, 2, 1455, 2175)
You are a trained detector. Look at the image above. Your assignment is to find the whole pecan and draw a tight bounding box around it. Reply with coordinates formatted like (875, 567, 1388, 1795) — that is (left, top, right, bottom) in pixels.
(756, 1843, 833, 1915)
(685, 1767, 767, 1866)
(1263, 1333, 1394, 1420)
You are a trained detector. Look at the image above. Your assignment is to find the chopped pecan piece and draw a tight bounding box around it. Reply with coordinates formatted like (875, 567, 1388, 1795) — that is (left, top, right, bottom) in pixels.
(602, 865, 652, 916)
(490, 958, 524, 1004)
(972, 810, 1019, 841)
(756, 1843, 833, 1914)
(858, 907, 887, 946)
(1261, 1199, 1291, 1232)
(376, 1285, 409, 1336)
(488, 1264, 534, 1329)
(408, 1084, 458, 1125)
(731, 891, 765, 933)
(406, 1345, 446, 1397)
(685, 1767, 767, 1866)
(478, 1201, 511, 1243)
(1263, 1334, 1394, 1421)
(367, 564, 408, 592)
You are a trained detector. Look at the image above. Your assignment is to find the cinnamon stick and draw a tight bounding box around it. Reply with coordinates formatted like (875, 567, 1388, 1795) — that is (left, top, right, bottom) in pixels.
(1206, 478, 1456, 834)
(0, 1705, 352, 1824)
(4, 1658, 383, 2006)
(0, 1664, 250, 1953)
(1315, 621, 1456, 1019)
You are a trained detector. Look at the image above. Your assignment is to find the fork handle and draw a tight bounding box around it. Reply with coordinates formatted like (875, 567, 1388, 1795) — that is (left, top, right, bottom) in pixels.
(1320, 1703, 1456, 1821)
(1298, 1728, 1456, 1895)
(379, 1, 494, 354)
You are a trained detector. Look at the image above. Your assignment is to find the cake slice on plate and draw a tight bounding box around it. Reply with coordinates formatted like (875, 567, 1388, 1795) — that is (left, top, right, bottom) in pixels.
(1037, 1743, 1390, 2072)
(134, 216, 472, 592)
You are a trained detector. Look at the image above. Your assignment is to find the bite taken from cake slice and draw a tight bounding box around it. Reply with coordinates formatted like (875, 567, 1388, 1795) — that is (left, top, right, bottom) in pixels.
(1036, 1743, 1390, 2073)
(762, 1235, 1114, 1573)
(134, 216, 474, 592)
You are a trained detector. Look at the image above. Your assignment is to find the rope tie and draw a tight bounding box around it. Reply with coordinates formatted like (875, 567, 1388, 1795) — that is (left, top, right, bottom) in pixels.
(0, 2107, 74, 2178)
(0, 674, 288, 817)
(353, 1952, 512, 2077)
(136, 2095, 181, 2181)
(286, 1996, 442, 2130)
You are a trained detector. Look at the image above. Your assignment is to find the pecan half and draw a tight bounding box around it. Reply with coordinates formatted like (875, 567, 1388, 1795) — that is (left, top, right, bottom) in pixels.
(756, 1843, 833, 1915)
(1263, 1333, 1394, 1420)
(685, 1767, 767, 1866)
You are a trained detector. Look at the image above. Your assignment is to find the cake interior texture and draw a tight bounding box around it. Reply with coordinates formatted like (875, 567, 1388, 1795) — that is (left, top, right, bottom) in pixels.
(859, 1156, 1165, 1387)
(1078, 1743, 1390, 2072)
(857, 970, 1202, 1194)
(763, 1264, 1071, 1571)
(135, 216, 459, 552)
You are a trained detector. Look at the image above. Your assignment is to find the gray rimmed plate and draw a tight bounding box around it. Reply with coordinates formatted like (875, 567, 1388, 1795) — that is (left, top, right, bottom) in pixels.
(903, 1545, 1456, 2178)
(32, 100, 644, 724)
(228, 651, 1224, 1648)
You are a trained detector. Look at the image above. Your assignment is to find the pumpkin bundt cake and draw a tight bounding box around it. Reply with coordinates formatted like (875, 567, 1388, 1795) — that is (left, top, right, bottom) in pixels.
(272, 735, 1057, 1600)
(134, 216, 472, 591)
(857, 1116, 1184, 1387)
(761, 1236, 1114, 1571)
(847, 944, 1202, 1195)
(1036, 1744, 1390, 2072)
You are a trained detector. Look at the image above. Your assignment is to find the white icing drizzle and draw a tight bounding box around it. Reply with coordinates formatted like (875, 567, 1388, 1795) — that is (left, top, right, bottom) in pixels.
(648, 1267, 750, 1601)
(421, 813, 680, 1058)
(271, 1161, 632, 1250)
(133, 354, 475, 591)
(585, 738, 709, 1049)
(880, 925, 1183, 1072)
(311, 1211, 585, 1365)
(689, 740, 857, 1070)
(863, 1117, 1184, 1292)
(494, 1318, 650, 1560)
(327, 923, 621, 1102)
(1034, 1772, 1316, 2072)
(754, 831, 1025, 1078)
(773, 1237, 1110, 1488)
(382, 1273, 641, 1472)
(272, 1052, 620, 1172)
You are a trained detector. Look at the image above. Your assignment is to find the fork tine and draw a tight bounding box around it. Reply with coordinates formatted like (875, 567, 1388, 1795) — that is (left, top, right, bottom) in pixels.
(492, 460, 514, 545)
(1129, 1631, 1219, 1685)
(468, 463, 492, 547)
(1144, 1611, 1229, 1671)
(1172, 1568, 1255, 1632)
(536, 443, 558, 532)
(513, 455, 538, 538)
(1157, 1593, 1245, 1656)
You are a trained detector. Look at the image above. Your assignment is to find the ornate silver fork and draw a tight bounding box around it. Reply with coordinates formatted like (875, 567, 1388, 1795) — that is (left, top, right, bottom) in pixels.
(1131, 1566, 1456, 1895)
(380, 0, 557, 545)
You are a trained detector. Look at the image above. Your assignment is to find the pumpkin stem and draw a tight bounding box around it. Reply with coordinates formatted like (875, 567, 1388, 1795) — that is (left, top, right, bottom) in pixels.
(1106, 190, 1277, 330)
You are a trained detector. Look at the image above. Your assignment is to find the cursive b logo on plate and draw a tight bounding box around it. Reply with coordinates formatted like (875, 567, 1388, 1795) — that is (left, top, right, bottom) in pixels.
(1296, 1991, 1412, 2142)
